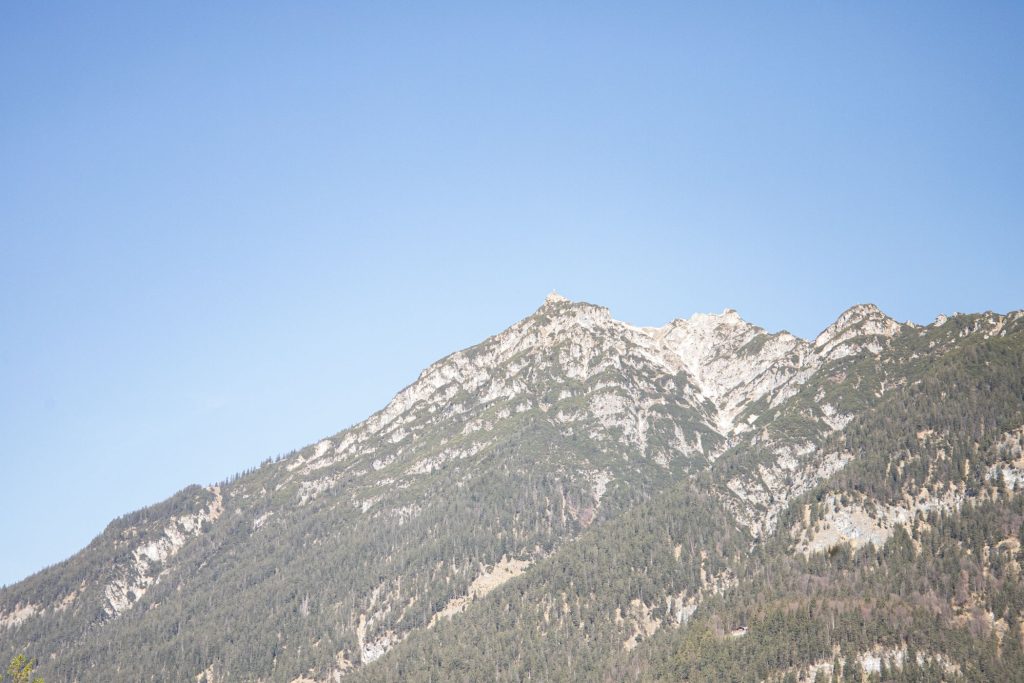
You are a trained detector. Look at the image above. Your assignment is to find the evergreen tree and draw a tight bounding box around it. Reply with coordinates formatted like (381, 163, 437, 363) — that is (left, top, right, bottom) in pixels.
(3, 655, 44, 683)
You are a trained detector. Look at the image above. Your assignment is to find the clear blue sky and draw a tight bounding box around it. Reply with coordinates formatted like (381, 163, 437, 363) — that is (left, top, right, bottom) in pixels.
(1, 2, 1022, 586)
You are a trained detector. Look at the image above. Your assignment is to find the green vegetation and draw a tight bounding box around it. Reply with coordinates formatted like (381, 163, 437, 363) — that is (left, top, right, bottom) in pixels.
(3, 655, 43, 683)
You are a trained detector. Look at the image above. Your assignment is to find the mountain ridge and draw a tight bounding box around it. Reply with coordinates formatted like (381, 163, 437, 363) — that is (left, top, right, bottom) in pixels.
(3, 296, 1023, 682)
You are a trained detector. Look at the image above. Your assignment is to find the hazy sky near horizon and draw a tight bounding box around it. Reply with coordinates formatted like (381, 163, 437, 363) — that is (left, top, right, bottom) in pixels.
(2, 3, 1022, 586)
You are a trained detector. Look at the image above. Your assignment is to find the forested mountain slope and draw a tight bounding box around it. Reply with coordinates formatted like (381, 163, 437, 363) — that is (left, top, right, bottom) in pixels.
(2, 295, 1022, 682)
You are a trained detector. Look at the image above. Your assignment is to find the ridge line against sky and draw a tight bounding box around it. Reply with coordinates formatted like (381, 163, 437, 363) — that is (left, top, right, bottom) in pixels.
(2, 2, 1022, 586)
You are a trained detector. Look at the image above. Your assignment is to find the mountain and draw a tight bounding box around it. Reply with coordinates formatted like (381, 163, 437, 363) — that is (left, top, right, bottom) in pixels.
(3, 295, 1024, 682)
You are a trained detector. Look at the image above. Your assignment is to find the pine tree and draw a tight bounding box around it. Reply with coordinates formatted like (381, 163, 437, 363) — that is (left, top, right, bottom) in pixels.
(3, 655, 44, 683)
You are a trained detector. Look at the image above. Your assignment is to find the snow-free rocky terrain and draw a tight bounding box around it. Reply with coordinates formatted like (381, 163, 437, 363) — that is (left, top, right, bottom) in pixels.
(3, 294, 1024, 682)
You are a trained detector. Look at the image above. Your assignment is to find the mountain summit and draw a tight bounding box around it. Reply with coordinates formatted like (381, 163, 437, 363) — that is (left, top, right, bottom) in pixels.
(3, 299, 1024, 682)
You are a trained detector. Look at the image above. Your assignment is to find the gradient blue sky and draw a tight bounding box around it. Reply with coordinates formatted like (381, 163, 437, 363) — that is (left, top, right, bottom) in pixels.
(2, 2, 1022, 586)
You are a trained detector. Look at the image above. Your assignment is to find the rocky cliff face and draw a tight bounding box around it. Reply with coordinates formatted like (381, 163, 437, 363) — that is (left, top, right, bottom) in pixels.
(2, 296, 1022, 683)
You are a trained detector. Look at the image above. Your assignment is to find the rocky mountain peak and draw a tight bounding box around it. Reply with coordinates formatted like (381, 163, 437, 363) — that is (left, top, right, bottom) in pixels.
(544, 290, 569, 305)
(683, 307, 749, 327)
(658, 309, 761, 372)
(533, 292, 612, 327)
(814, 303, 901, 355)
(640, 310, 814, 435)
